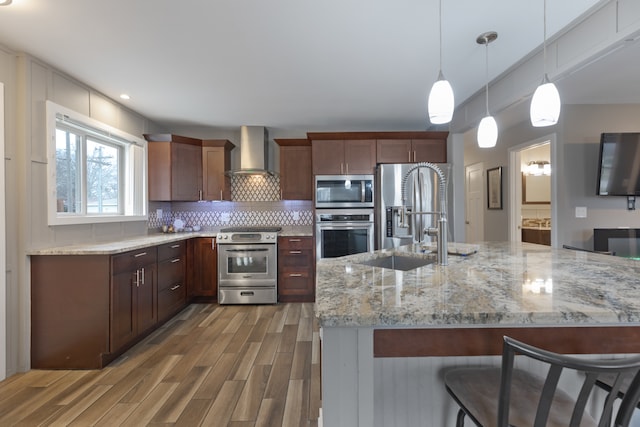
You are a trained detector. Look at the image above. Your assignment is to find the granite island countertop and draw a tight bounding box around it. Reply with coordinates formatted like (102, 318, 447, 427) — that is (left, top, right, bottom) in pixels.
(315, 241, 640, 328)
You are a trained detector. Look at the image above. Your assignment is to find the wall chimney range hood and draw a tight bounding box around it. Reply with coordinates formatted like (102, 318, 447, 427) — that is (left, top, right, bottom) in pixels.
(227, 125, 276, 176)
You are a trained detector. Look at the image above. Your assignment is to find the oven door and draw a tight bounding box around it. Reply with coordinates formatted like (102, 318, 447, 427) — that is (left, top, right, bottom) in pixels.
(315, 222, 374, 260)
(217, 243, 277, 287)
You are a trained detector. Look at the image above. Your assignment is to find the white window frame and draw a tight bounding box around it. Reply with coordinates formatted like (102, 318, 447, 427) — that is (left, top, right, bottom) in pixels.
(46, 101, 148, 225)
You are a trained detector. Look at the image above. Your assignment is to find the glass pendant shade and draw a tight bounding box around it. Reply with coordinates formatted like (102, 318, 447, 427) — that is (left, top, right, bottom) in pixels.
(477, 115, 498, 148)
(530, 75, 561, 127)
(428, 72, 454, 124)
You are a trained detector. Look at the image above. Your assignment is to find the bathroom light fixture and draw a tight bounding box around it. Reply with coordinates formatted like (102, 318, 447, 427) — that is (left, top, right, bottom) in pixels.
(525, 160, 551, 176)
(530, 0, 561, 127)
(0, 0, 12, 5)
(476, 31, 498, 148)
(427, 0, 454, 124)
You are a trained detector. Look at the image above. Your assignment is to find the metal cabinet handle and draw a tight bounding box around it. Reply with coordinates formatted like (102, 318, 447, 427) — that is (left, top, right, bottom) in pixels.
(134, 270, 139, 287)
(220, 189, 223, 200)
(134, 252, 147, 258)
(171, 258, 181, 263)
(289, 273, 302, 277)
(199, 189, 203, 201)
(170, 244, 181, 249)
(289, 250, 302, 254)
(288, 238, 301, 242)
(170, 284, 181, 291)
(141, 267, 145, 285)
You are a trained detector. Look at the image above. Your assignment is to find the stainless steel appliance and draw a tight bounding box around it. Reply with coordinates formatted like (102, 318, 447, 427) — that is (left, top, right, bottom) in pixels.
(216, 226, 281, 304)
(315, 209, 374, 260)
(376, 163, 450, 250)
(315, 175, 374, 209)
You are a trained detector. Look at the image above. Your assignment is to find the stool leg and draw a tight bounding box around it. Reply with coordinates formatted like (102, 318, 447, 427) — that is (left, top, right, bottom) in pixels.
(456, 408, 466, 427)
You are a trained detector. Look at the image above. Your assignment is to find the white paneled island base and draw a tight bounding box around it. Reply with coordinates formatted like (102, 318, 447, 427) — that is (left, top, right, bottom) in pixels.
(315, 242, 640, 426)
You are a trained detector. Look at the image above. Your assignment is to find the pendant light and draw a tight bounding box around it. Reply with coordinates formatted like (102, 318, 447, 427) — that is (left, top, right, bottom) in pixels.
(476, 31, 498, 148)
(530, 0, 561, 127)
(427, 0, 454, 124)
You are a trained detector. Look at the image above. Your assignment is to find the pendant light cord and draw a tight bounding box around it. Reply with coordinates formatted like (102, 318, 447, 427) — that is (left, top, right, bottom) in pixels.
(485, 39, 489, 115)
(438, 0, 442, 70)
(543, 0, 547, 75)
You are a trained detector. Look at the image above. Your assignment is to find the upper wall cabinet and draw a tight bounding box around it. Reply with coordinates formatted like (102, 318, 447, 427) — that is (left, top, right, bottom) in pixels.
(145, 134, 203, 201)
(275, 138, 312, 200)
(377, 138, 447, 164)
(202, 139, 235, 201)
(310, 138, 376, 175)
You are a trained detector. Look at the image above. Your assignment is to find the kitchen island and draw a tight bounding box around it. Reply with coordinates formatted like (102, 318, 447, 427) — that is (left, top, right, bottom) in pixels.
(315, 242, 640, 426)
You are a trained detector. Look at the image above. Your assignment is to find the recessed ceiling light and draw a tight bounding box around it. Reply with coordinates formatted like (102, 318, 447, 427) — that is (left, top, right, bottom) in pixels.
(119, 94, 131, 100)
(0, 0, 13, 5)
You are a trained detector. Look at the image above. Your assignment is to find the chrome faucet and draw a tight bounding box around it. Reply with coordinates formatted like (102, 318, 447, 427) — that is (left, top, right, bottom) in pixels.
(399, 162, 448, 266)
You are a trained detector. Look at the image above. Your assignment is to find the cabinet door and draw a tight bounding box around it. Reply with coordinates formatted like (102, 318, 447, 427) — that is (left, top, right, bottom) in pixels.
(312, 140, 345, 175)
(191, 238, 218, 298)
(280, 146, 312, 200)
(111, 270, 136, 351)
(344, 140, 376, 174)
(171, 142, 203, 201)
(278, 237, 315, 302)
(411, 139, 447, 163)
(376, 139, 412, 164)
(202, 146, 229, 201)
(136, 263, 157, 334)
(148, 141, 172, 201)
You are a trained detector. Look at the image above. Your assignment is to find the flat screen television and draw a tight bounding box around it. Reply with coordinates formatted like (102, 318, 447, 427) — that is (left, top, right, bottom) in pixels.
(596, 132, 640, 196)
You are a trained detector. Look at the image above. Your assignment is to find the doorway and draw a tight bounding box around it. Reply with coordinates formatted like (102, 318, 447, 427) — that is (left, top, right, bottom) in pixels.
(465, 162, 484, 243)
(508, 134, 557, 247)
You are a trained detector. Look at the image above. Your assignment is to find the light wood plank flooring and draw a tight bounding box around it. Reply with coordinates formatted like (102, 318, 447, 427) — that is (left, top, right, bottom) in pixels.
(0, 303, 321, 426)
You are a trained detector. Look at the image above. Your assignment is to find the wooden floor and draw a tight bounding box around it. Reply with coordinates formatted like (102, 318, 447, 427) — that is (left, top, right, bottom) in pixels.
(0, 303, 321, 426)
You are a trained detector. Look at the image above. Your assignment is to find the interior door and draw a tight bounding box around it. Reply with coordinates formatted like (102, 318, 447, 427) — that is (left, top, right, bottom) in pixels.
(465, 163, 484, 243)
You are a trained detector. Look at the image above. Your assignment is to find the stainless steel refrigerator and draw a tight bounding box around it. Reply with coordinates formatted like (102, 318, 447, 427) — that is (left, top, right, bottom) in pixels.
(375, 163, 451, 250)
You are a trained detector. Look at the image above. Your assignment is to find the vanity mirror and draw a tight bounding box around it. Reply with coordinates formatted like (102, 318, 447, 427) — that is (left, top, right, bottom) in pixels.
(522, 172, 550, 204)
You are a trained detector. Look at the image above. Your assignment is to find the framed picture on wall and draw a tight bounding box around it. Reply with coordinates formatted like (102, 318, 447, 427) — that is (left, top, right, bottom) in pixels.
(487, 167, 503, 210)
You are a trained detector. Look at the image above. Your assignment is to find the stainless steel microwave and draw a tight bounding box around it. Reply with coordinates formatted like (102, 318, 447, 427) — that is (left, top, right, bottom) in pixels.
(315, 175, 374, 208)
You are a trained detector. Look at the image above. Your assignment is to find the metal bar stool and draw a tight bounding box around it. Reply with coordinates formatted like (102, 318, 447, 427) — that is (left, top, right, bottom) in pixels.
(444, 336, 640, 427)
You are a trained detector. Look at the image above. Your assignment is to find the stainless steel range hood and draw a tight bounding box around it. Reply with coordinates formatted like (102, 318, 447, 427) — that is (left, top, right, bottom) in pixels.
(227, 125, 276, 176)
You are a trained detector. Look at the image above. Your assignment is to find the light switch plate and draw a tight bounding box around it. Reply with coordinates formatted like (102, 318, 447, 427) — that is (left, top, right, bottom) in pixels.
(156, 209, 163, 219)
(292, 211, 299, 221)
(221, 212, 230, 223)
(575, 207, 587, 218)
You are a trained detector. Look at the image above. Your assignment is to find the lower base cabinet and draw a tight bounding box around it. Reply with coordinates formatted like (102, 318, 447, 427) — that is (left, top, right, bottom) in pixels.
(522, 228, 551, 246)
(31, 240, 189, 370)
(188, 237, 218, 300)
(278, 236, 315, 302)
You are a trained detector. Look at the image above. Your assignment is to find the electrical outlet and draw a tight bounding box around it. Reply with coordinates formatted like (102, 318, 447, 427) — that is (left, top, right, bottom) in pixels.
(292, 211, 299, 221)
(156, 209, 163, 219)
(221, 212, 230, 223)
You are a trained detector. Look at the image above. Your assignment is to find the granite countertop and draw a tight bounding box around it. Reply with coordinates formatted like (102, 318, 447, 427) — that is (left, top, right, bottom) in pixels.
(315, 241, 640, 328)
(29, 225, 313, 255)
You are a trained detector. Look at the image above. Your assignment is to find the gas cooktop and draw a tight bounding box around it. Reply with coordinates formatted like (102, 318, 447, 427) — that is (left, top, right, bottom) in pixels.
(219, 226, 282, 233)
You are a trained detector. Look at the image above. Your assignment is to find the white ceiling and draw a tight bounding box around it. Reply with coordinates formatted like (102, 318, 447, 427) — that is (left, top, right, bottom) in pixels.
(1, 0, 633, 135)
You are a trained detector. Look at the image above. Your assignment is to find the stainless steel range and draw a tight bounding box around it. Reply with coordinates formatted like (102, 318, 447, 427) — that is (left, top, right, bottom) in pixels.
(216, 226, 281, 304)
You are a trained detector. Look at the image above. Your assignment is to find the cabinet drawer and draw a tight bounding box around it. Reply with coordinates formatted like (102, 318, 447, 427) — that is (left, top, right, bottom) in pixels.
(112, 248, 157, 275)
(278, 236, 313, 250)
(158, 241, 186, 262)
(279, 271, 313, 295)
(157, 257, 185, 291)
(279, 249, 313, 270)
(158, 282, 186, 320)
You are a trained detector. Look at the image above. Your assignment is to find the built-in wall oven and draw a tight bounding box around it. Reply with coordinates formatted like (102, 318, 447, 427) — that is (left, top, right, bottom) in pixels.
(315, 175, 374, 209)
(315, 209, 374, 260)
(216, 226, 280, 304)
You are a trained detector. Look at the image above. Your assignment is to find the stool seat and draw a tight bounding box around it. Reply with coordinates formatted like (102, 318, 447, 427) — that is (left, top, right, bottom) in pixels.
(444, 336, 640, 427)
(445, 367, 598, 427)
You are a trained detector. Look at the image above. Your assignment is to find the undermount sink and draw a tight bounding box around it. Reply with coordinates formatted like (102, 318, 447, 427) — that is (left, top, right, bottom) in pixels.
(357, 255, 435, 271)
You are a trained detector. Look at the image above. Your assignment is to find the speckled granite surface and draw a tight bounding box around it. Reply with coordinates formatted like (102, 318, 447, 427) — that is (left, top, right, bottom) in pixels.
(28, 225, 313, 255)
(315, 241, 640, 328)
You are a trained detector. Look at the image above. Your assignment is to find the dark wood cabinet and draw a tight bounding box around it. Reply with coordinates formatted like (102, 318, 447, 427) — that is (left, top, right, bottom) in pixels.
(522, 228, 551, 246)
(278, 236, 315, 302)
(377, 138, 447, 163)
(157, 241, 187, 322)
(275, 139, 312, 200)
(111, 248, 158, 352)
(311, 139, 376, 175)
(189, 237, 218, 299)
(145, 133, 203, 201)
(202, 139, 234, 201)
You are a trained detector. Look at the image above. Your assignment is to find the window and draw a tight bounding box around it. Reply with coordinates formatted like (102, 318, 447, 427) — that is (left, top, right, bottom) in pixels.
(46, 101, 147, 225)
